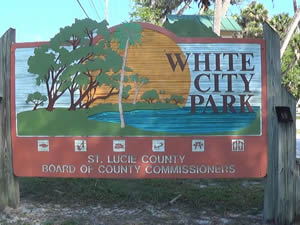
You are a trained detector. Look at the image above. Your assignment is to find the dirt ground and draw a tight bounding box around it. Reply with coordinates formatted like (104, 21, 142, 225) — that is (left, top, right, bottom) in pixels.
(0, 199, 265, 225)
(0, 178, 271, 225)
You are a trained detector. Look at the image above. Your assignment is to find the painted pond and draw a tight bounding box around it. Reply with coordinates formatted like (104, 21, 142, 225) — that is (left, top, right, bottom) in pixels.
(88, 106, 260, 135)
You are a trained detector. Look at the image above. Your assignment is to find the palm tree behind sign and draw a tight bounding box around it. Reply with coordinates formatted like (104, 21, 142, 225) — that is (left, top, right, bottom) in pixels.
(113, 23, 142, 128)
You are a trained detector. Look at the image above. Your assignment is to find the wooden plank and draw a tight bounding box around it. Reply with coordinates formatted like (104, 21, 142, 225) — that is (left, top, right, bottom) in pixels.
(277, 88, 296, 224)
(263, 22, 281, 223)
(296, 159, 300, 218)
(263, 22, 296, 224)
(0, 28, 19, 211)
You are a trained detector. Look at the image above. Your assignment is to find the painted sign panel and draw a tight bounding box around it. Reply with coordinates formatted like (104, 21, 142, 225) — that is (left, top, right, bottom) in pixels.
(11, 22, 267, 178)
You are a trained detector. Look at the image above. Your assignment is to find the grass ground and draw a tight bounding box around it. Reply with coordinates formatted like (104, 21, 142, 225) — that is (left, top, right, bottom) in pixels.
(20, 178, 264, 214)
(5, 178, 264, 225)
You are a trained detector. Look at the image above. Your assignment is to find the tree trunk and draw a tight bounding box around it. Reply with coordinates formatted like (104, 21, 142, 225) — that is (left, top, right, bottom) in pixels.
(294, 0, 298, 13)
(33, 104, 38, 111)
(221, 0, 230, 17)
(68, 89, 76, 111)
(119, 39, 129, 129)
(280, 8, 300, 59)
(213, 0, 222, 36)
(46, 98, 55, 111)
(176, 0, 192, 15)
(213, 0, 231, 36)
(133, 84, 142, 105)
(133, 88, 138, 105)
(293, 0, 300, 31)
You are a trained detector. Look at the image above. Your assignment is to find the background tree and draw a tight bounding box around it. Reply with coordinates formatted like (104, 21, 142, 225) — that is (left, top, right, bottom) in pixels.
(236, 2, 268, 38)
(130, 74, 149, 104)
(141, 89, 159, 103)
(269, 13, 292, 39)
(130, 0, 241, 32)
(113, 22, 142, 128)
(236, 1, 300, 99)
(26, 92, 47, 111)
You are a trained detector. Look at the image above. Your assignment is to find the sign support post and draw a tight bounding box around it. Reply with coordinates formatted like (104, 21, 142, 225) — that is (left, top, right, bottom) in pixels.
(0, 28, 19, 210)
(263, 23, 296, 225)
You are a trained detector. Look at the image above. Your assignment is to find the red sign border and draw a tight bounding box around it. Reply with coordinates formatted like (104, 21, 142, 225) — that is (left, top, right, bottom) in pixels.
(10, 23, 267, 179)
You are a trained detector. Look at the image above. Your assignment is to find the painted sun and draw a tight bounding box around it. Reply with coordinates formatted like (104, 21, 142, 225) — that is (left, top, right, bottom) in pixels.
(93, 28, 191, 106)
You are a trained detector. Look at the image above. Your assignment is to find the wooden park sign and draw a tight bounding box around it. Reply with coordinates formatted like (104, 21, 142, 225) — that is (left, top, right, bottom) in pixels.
(10, 20, 267, 178)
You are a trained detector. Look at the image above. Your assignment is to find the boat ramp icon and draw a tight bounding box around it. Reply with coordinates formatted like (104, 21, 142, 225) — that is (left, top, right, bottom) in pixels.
(152, 140, 165, 152)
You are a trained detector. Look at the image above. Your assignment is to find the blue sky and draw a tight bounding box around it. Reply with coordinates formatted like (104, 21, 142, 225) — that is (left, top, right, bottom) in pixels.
(0, 0, 295, 42)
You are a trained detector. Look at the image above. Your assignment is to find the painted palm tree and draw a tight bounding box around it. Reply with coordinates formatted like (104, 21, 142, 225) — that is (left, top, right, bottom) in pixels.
(113, 23, 142, 128)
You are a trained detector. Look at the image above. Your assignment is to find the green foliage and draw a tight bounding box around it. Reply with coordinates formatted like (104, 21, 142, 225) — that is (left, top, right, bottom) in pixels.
(130, 74, 149, 85)
(130, 4, 163, 25)
(130, 0, 182, 24)
(122, 85, 132, 99)
(159, 90, 166, 95)
(113, 23, 143, 49)
(236, 2, 300, 99)
(27, 18, 132, 111)
(141, 89, 159, 103)
(281, 37, 300, 99)
(26, 92, 47, 110)
(237, 2, 268, 38)
(130, 0, 243, 25)
(140, 77, 149, 84)
(50, 19, 111, 49)
(170, 94, 185, 105)
(269, 13, 291, 40)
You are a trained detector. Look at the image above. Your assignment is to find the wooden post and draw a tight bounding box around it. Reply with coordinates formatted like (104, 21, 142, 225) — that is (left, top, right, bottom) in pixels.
(0, 28, 20, 210)
(296, 159, 300, 219)
(263, 23, 296, 225)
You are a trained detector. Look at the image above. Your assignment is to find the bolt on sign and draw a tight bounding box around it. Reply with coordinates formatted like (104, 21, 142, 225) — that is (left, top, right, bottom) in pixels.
(11, 20, 267, 179)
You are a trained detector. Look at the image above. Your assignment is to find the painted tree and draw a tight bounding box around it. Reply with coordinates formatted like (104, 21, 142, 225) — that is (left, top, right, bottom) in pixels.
(28, 45, 68, 111)
(170, 94, 185, 105)
(129, 74, 149, 104)
(28, 19, 126, 111)
(141, 89, 159, 104)
(26, 92, 47, 111)
(113, 23, 142, 128)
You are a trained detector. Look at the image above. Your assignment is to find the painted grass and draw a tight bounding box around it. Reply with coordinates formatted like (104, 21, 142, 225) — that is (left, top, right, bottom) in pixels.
(17, 108, 170, 136)
(17, 103, 260, 136)
(225, 110, 261, 136)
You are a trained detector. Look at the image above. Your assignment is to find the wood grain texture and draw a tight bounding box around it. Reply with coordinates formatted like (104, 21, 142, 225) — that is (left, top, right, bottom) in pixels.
(263, 23, 297, 225)
(296, 159, 300, 218)
(0, 28, 19, 211)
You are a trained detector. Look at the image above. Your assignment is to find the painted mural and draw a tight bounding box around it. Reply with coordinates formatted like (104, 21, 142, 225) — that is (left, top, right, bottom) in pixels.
(15, 19, 263, 137)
